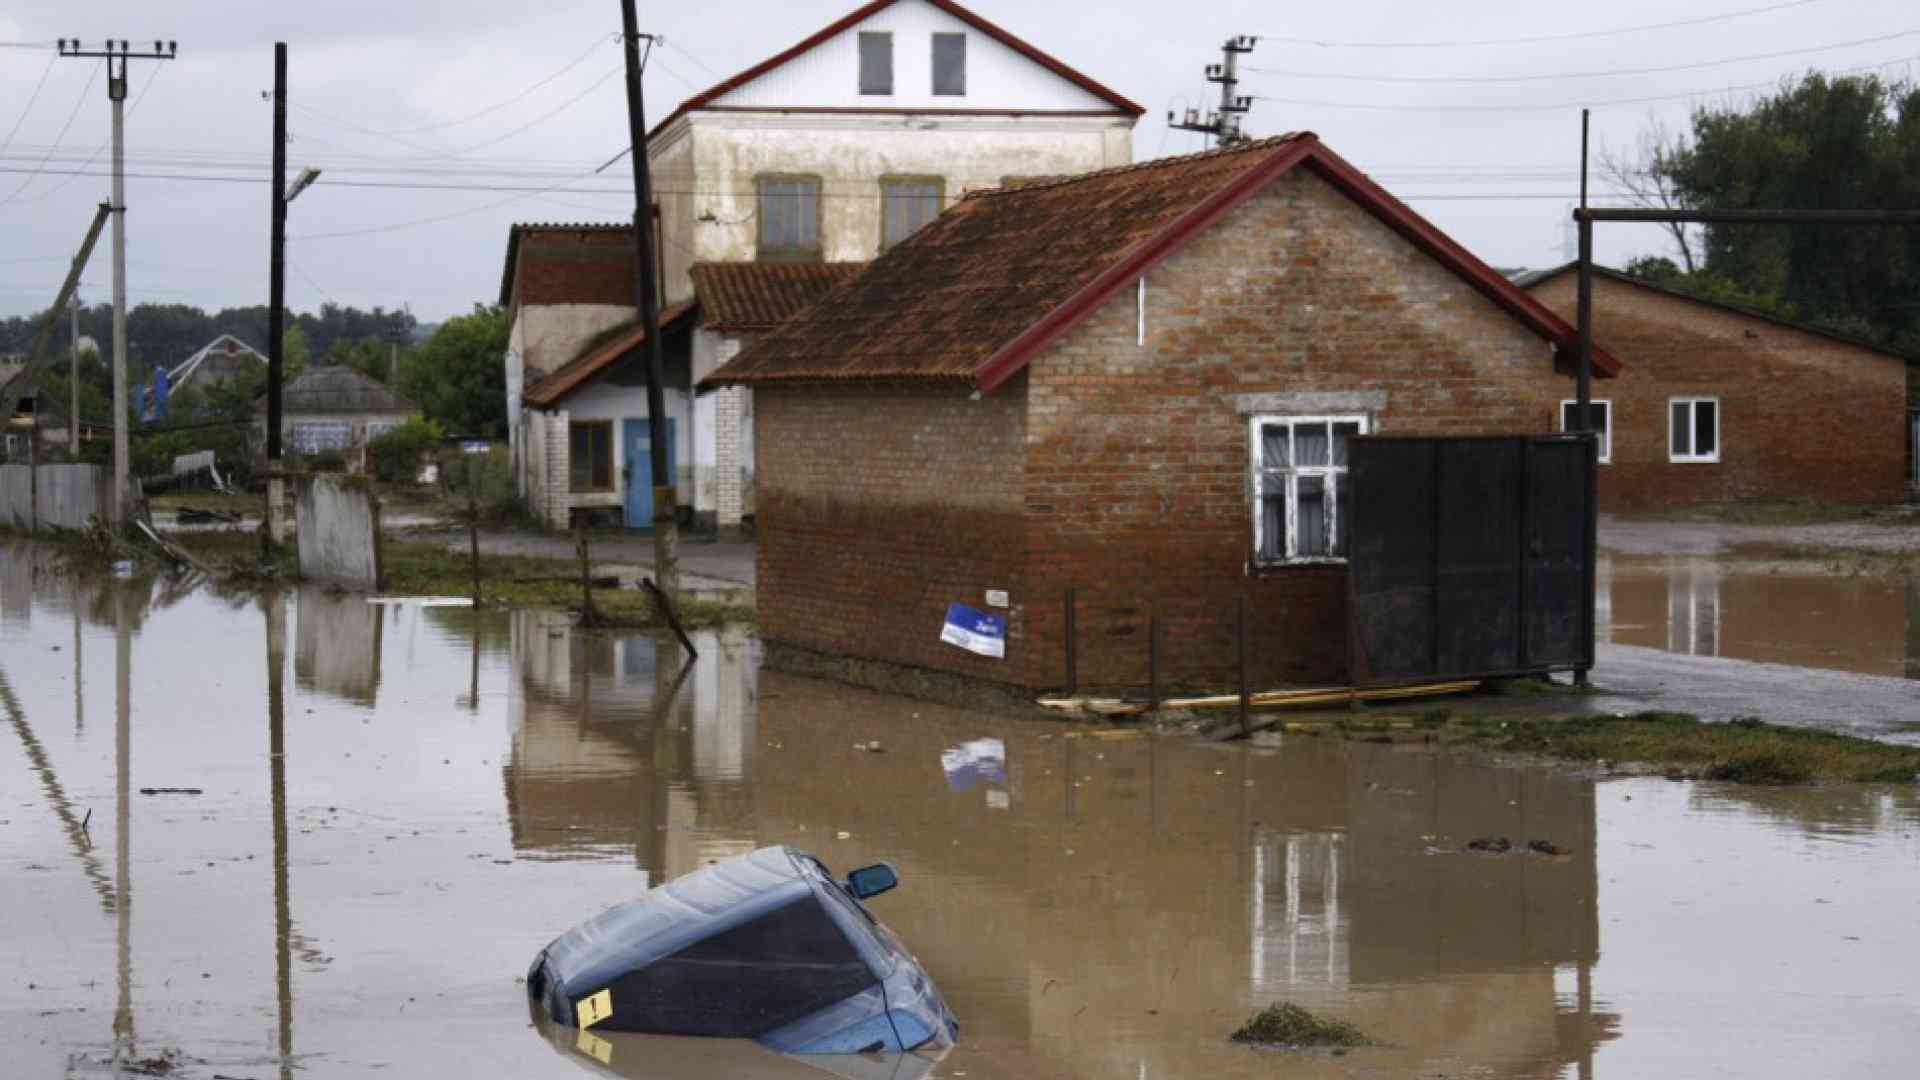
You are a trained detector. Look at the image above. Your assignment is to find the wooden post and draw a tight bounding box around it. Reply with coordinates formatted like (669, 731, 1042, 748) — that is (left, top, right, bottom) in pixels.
(574, 523, 598, 628)
(1147, 614, 1161, 711)
(1063, 588, 1078, 695)
(1236, 597, 1250, 738)
(466, 457, 481, 605)
(642, 576, 699, 660)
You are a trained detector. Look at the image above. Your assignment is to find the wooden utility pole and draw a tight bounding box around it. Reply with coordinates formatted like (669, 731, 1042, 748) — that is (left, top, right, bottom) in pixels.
(58, 39, 177, 526)
(0, 205, 111, 431)
(617, 0, 680, 601)
(266, 42, 289, 545)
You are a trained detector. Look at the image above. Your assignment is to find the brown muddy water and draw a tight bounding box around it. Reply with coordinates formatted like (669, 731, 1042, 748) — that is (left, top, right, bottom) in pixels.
(6, 543, 1920, 1079)
(1600, 552, 1920, 679)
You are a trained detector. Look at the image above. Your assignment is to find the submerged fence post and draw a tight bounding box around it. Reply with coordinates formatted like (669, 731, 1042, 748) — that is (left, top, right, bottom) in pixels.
(1063, 588, 1077, 695)
(466, 457, 481, 605)
(1147, 614, 1160, 711)
(1236, 597, 1250, 738)
(574, 522, 599, 628)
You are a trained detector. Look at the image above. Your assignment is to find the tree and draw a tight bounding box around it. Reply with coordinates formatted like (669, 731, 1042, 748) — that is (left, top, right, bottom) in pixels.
(1600, 118, 1701, 273)
(1623, 255, 1682, 283)
(398, 305, 508, 437)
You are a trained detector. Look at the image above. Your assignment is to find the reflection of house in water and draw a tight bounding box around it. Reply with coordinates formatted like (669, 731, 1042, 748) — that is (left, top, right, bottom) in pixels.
(293, 587, 382, 706)
(503, 611, 759, 869)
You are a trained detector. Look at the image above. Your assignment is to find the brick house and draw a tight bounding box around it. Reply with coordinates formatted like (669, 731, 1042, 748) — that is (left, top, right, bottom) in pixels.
(502, 0, 1140, 531)
(1520, 264, 1914, 510)
(704, 134, 1617, 693)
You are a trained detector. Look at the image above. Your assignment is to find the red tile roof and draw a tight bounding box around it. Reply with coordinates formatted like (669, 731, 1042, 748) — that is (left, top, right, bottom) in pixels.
(691, 262, 867, 332)
(523, 300, 698, 408)
(704, 135, 1622, 390)
(650, 0, 1142, 140)
(499, 223, 633, 309)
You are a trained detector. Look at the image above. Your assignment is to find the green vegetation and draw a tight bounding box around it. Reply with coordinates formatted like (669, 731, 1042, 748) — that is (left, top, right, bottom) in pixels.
(366, 416, 446, 483)
(396, 305, 508, 437)
(1442, 712, 1920, 784)
(1230, 1003, 1371, 1049)
(374, 540, 753, 629)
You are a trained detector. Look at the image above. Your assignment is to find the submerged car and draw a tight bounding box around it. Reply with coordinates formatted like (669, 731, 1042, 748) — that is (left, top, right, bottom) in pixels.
(527, 846, 958, 1057)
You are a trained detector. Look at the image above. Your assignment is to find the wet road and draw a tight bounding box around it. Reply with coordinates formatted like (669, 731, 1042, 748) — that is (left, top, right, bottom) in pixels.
(5, 541, 1920, 1078)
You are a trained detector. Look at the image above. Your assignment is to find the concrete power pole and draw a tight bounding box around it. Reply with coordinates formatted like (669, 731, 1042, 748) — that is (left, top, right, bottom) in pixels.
(58, 39, 176, 525)
(1169, 36, 1257, 148)
(69, 294, 81, 459)
(617, 0, 680, 601)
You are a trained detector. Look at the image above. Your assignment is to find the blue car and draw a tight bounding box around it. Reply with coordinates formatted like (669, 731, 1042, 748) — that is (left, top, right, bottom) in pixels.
(528, 846, 958, 1057)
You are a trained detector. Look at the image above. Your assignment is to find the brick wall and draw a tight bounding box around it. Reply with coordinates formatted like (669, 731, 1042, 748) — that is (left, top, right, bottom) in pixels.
(1530, 274, 1909, 510)
(754, 380, 1029, 684)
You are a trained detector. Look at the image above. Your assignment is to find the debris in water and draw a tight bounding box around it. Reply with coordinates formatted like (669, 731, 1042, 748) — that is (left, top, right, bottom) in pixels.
(1529, 840, 1570, 857)
(1467, 836, 1512, 853)
(1230, 1003, 1371, 1049)
(138, 788, 204, 796)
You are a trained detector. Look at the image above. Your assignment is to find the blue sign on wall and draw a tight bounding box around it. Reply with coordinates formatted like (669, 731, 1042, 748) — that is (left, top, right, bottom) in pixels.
(940, 602, 1006, 660)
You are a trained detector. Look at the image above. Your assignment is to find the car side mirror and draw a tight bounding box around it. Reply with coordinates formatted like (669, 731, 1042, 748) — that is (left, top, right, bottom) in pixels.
(845, 862, 898, 900)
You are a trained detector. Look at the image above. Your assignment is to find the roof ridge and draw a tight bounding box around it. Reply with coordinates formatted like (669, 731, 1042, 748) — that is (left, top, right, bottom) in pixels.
(965, 133, 1312, 201)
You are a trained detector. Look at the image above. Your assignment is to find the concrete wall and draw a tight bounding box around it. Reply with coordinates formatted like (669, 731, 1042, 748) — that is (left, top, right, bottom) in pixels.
(294, 474, 383, 590)
(0, 464, 109, 530)
(1530, 273, 1910, 510)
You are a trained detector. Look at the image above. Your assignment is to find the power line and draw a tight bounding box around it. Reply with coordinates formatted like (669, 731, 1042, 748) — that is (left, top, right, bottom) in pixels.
(0, 60, 100, 208)
(1256, 0, 1825, 49)
(1247, 27, 1920, 84)
(1249, 50, 1920, 112)
(364, 32, 616, 136)
(9, 64, 163, 206)
(0, 53, 59, 160)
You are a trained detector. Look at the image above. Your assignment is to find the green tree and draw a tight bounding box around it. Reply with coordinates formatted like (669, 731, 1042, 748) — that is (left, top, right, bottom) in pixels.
(398, 304, 507, 436)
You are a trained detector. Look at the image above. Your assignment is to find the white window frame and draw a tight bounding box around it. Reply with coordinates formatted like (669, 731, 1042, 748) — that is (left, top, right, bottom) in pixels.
(1668, 396, 1721, 464)
(1558, 398, 1612, 464)
(1250, 414, 1369, 566)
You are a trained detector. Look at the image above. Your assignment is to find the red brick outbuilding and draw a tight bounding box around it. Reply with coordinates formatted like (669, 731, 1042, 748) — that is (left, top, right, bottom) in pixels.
(1522, 264, 1914, 511)
(705, 134, 1616, 693)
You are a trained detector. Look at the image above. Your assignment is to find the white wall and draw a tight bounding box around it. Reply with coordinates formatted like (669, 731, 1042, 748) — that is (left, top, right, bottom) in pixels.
(710, 0, 1117, 112)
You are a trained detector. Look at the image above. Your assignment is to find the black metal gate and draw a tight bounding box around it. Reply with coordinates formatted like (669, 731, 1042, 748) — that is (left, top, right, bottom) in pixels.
(1347, 434, 1595, 686)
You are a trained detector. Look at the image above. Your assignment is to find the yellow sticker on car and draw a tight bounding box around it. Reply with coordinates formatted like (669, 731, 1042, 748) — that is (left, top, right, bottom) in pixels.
(577, 988, 613, 1030)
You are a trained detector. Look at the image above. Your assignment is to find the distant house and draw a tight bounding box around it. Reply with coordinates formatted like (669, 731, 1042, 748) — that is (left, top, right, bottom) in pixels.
(704, 134, 1615, 693)
(1518, 264, 1913, 509)
(259, 364, 418, 455)
(502, 0, 1142, 532)
(169, 334, 266, 395)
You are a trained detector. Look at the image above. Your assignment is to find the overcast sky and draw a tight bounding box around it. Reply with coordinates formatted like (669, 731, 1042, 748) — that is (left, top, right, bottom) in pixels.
(1, 0, 1913, 321)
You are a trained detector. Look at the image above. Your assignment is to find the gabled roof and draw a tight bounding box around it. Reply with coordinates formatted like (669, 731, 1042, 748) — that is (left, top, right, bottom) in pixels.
(499, 222, 633, 309)
(523, 300, 698, 408)
(169, 333, 266, 385)
(691, 262, 867, 332)
(259, 364, 418, 415)
(1517, 261, 1916, 363)
(705, 134, 1621, 391)
(650, 0, 1143, 139)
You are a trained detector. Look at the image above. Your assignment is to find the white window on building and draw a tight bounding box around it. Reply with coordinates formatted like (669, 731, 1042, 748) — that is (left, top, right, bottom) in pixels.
(931, 32, 966, 95)
(1252, 415, 1368, 564)
(365, 421, 399, 441)
(881, 178, 942, 250)
(291, 421, 352, 454)
(858, 31, 892, 95)
(1669, 397, 1719, 463)
(1558, 399, 1612, 463)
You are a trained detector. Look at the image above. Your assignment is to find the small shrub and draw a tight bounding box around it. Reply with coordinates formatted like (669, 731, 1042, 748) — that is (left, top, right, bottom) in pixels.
(1231, 1003, 1370, 1048)
(366, 416, 445, 484)
(1703, 750, 1813, 785)
(307, 449, 347, 473)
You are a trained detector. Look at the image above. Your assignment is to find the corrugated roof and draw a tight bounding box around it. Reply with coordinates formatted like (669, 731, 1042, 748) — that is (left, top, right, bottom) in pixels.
(705, 134, 1621, 390)
(691, 262, 866, 331)
(266, 364, 419, 415)
(523, 300, 698, 408)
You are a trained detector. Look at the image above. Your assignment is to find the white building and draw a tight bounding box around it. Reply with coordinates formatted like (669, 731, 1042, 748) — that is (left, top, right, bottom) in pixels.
(503, 0, 1140, 531)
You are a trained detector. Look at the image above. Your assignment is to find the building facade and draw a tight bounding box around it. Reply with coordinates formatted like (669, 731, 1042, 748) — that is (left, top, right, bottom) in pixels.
(1523, 266, 1912, 510)
(707, 135, 1614, 693)
(504, 0, 1140, 531)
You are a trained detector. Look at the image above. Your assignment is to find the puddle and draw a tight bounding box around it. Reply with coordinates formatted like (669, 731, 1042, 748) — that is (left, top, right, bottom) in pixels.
(5, 540, 1920, 1078)
(1601, 552, 1920, 679)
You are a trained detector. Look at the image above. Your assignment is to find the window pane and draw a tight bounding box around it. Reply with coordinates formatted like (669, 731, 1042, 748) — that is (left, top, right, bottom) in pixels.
(592, 427, 610, 489)
(882, 182, 940, 249)
(1260, 495, 1285, 562)
(1671, 402, 1689, 456)
(1295, 422, 1330, 466)
(858, 32, 892, 94)
(759, 180, 819, 256)
(1260, 423, 1289, 469)
(1297, 476, 1327, 557)
(1333, 474, 1352, 557)
(932, 33, 966, 95)
(1694, 400, 1716, 456)
(1331, 421, 1360, 465)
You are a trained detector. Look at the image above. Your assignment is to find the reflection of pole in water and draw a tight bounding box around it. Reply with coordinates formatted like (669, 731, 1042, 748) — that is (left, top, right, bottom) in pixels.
(113, 583, 133, 1057)
(267, 591, 294, 1080)
(0, 665, 115, 911)
(73, 582, 83, 735)
(468, 610, 481, 713)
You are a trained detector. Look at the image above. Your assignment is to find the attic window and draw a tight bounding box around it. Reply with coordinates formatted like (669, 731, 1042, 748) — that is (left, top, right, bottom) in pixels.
(859, 32, 892, 95)
(932, 33, 965, 95)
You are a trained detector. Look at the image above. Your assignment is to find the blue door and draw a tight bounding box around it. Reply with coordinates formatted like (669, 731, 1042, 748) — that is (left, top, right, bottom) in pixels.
(622, 417, 675, 528)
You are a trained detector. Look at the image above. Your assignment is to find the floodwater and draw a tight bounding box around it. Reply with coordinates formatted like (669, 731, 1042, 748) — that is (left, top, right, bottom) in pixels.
(5, 541, 1920, 1079)
(1600, 552, 1920, 680)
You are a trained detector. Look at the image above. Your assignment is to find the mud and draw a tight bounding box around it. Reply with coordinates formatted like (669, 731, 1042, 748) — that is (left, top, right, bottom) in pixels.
(5, 542, 1920, 1078)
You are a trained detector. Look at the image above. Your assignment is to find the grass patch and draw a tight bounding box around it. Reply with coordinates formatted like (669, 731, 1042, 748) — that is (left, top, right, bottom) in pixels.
(1635, 498, 1887, 525)
(1728, 541, 1920, 579)
(1444, 711, 1920, 784)
(1230, 1003, 1371, 1049)
(377, 540, 753, 628)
